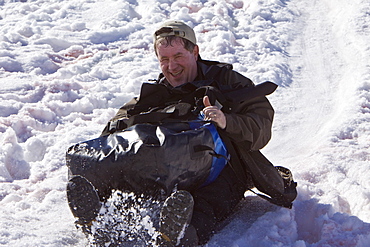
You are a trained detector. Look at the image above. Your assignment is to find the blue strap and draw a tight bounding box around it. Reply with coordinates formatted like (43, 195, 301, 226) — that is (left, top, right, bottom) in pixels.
(189, 121, 229, 186)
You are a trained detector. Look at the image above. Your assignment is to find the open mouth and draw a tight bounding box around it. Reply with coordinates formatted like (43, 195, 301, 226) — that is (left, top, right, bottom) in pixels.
(170, 70, 183, 77)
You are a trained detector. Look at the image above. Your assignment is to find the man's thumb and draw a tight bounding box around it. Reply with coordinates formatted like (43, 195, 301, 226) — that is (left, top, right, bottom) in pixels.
(203, 96, 212, 107)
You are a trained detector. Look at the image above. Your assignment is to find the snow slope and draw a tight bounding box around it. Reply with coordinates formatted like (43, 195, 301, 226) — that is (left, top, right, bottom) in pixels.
(0, 0, 369, 246)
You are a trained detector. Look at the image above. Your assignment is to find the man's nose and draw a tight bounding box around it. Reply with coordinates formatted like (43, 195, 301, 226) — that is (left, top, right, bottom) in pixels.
(168, 58, 178, 71)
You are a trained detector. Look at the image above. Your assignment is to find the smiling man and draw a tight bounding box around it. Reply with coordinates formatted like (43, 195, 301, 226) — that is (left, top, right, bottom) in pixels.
(67, 20, 297, 247)
(149, 21, 277, 246)
(153, 21, 228, 130)
(105, 21, 292, 245)
(155, 30, 199, 87)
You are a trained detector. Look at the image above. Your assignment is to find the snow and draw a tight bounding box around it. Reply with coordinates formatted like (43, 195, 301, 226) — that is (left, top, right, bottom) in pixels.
(0, 0, 369, 246)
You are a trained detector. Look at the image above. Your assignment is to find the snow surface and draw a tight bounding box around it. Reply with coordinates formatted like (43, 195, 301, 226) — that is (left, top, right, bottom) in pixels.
(0, 0, 369, 246)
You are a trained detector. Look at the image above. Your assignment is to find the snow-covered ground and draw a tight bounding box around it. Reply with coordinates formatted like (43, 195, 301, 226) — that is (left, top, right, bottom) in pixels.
(1, 0, 369, 246)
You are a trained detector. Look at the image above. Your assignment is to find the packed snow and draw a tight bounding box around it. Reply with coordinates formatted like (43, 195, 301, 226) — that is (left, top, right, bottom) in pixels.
(1, 0, 369, 246)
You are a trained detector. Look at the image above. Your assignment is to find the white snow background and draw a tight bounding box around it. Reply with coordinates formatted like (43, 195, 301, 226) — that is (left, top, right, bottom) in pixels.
(1, 0, 369, 246)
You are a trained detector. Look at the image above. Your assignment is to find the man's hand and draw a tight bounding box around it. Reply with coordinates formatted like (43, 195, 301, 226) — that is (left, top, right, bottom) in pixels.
(202, 96, 226, 129)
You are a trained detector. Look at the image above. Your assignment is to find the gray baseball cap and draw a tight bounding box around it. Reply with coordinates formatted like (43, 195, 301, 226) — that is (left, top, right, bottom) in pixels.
(154, 21, 196, 45)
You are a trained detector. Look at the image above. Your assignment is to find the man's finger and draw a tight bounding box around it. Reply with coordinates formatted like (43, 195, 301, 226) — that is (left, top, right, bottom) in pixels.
(203, 96, 212, 107)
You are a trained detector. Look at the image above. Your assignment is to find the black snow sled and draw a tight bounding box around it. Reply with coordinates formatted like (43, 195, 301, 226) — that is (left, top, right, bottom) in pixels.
(66, 121, 228, 200)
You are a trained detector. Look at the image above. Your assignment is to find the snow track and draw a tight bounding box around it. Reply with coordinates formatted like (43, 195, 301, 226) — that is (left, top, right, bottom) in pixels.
(279, 0, 370, 219)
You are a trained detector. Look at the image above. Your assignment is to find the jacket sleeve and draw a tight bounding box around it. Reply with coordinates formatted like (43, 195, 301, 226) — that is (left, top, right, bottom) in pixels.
(100, 97, 138, 136)
(220, 69, 274, 150)
(224, 97, 274, 150)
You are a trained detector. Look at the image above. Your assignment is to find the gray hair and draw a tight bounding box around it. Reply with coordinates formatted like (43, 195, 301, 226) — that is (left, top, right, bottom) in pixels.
(154, 36, 196, 56)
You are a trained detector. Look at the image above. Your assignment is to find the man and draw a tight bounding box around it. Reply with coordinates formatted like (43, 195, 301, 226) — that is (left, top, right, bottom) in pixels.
(67, 21, 296, 246)
(105, 20, 275, 245)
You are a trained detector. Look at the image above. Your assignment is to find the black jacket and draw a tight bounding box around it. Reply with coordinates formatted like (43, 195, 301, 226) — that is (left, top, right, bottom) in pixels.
(101, 59, 296, 208)
(102, 59, 274, 148)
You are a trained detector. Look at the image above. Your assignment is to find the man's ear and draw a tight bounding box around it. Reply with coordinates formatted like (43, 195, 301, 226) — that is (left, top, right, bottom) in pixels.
(193, 45, 199, 60)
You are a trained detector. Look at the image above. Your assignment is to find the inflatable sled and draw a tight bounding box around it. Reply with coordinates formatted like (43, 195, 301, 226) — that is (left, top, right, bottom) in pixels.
(66, 121, 228, 200)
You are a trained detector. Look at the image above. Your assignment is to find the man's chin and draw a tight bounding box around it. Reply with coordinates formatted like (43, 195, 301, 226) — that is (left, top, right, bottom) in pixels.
(169, 79, 187, 87)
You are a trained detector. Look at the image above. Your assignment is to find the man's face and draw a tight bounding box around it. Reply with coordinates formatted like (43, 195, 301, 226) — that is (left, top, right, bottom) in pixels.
(156, 38, 199, 87)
